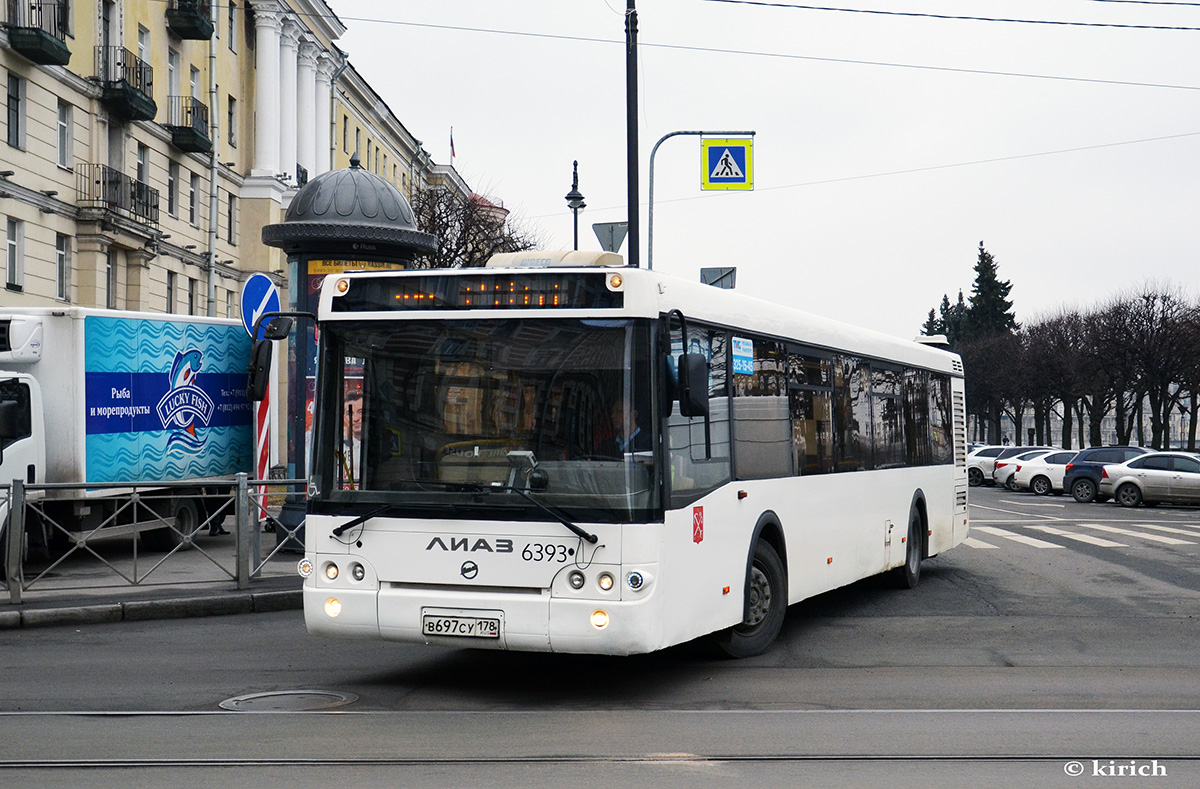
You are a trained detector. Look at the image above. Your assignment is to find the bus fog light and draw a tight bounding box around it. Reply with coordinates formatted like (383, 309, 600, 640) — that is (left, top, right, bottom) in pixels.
(597, 572, 615, 592)
(568, 570, 585, 589)
(626, 571, 645, 591)
(591, 610, 609, 629)
(324, 563, 339, 581)
(297, 558, 314, 578)
(324, 598, 342, 617)
(351, 563, 365, 582)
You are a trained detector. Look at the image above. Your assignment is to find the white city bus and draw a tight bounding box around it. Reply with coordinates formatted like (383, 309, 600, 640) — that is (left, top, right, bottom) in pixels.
(300, 251, 968, 657)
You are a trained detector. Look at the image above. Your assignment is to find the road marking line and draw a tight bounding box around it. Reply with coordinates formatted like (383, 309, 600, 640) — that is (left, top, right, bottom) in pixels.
(1131, 522, 1200, 537)
(972, 526, 1064, 548)
(1075, 523, 1195, 545)
(1024, 525, 1126, 548)
(963, 537, 999, 549)
(999, 499, 1065, 508)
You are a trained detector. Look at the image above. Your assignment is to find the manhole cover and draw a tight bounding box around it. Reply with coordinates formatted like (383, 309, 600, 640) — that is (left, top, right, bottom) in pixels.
(219, 690, 359, 712)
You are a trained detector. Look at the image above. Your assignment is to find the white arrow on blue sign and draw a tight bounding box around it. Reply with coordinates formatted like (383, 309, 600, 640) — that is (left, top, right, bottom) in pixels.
(241, 273, 282, 340)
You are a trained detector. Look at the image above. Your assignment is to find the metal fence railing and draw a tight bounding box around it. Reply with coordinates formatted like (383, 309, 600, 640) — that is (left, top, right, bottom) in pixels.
(166, 95, 209, 134)
(2, 474, 305, 605)
(2, 0, 68, 37)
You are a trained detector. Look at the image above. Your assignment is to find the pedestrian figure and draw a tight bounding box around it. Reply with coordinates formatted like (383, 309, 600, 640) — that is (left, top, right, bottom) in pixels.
(717, 151, 736, 177)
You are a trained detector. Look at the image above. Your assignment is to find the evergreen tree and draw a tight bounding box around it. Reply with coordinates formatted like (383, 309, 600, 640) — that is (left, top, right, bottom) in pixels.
(921, 308, 941, 337)
(963, 241, 1018, 339)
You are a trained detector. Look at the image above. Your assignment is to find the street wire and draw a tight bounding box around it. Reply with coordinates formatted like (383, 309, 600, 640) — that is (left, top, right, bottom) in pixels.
(700, 0, 1200, 30)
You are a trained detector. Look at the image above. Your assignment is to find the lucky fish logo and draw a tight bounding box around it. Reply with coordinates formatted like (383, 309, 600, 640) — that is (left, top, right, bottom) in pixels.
(156, 348, 215, 452)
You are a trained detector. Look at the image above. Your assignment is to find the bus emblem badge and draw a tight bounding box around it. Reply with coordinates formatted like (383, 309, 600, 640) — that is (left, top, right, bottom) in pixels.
(461, 561, 479, 580)
(693, 507, 704, 544)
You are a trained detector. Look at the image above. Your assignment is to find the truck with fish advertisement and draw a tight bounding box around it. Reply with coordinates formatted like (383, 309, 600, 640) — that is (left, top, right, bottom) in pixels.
(0, 308, 253, 550)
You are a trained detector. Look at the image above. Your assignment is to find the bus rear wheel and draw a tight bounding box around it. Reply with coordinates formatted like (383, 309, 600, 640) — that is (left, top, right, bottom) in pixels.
(894, 512, 923, 589)
(716, 539, 786, 659)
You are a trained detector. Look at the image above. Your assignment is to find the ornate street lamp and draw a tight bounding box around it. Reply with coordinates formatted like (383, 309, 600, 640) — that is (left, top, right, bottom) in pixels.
(564, 160, 586, 250)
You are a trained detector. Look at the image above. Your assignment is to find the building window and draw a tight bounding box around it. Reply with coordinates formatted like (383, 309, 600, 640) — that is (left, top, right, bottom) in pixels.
(55, 234, 70, 301)
(189, 66, 200, 100)
(226, 290, 234, 319)
(6, 74, 24, 149)
(168, 49, 180, 97)
(5, 218, 22, 291)
(343, 115, 349, 152)
(57, 101, 72, 168)
(228, 1, 237, 51)
(105, 251, 118, 309)
(167, 161, 179, 216)
(187, 277, 197, 315)
(137, 26, 149, 65)
(136, 143, 148, 184)
(227, 192, 237, 244)
(227, 95, 237, 147)
(189, 172, 199, 225)
(355, 128, 360, 157)
(166, 270, 177, 313)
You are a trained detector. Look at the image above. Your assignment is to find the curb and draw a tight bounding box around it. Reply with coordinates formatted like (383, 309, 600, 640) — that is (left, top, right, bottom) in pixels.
(0, 589, 302, 630)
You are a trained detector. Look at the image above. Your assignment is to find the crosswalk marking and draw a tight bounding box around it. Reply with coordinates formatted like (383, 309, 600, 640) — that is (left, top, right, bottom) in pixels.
(1075, 523, 1195, 546)
(972, 526, 1063, 548)
(963, 537, 999, 549)
(1024, 525, 1126, 548)
(1131, 522, 1200, 538)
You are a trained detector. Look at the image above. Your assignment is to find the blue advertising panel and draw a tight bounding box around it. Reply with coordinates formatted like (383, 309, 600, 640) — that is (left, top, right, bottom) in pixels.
(82, 316, 254, 483)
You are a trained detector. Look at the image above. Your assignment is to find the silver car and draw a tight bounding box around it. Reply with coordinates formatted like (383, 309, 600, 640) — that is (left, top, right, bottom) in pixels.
(1099, 451, 1200, 507)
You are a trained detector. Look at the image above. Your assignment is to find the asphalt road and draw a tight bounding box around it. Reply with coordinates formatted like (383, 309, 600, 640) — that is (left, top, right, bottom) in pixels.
(3, 485, 1199, 787)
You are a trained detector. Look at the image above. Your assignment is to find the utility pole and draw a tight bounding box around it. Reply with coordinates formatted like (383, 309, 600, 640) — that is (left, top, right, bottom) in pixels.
(625, 0, 639, 268)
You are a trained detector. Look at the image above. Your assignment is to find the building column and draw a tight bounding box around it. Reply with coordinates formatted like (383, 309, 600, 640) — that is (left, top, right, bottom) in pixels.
(297, 38, 318, 181)
(250, 1, 283, 177)
(315, 53, 336, 175)
(278, 18, 301, 184)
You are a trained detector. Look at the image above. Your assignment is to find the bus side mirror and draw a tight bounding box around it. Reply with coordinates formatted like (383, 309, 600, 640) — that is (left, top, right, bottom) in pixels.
(248, 340, 273, 402)
(678, 352, 709, 418)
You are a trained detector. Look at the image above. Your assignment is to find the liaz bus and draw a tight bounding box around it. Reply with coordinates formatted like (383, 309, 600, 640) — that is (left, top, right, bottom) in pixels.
(298, 251, 968, 657)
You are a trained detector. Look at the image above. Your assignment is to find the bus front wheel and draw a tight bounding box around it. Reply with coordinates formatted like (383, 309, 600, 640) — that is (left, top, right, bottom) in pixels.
(895, 512, 923, 589)
(716, 539, 787, 659)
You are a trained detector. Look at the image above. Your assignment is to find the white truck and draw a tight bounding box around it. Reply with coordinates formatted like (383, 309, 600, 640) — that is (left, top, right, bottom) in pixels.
(0, 307, 255, 552)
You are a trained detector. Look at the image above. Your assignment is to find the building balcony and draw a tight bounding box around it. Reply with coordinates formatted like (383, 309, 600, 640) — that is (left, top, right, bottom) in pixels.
(165, 0, 213, 40)
(95, 46, 156, 122)
(4, 0, 71, 66)
(165, 96, 212, 153)
(76, 164, 160, 227)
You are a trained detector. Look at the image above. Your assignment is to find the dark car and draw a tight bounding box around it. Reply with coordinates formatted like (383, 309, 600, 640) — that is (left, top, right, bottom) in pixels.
(1063, 446, 1152, 502)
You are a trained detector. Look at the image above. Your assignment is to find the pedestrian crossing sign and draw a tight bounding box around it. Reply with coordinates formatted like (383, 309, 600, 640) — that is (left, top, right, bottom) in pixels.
(702, 138, 753, 191)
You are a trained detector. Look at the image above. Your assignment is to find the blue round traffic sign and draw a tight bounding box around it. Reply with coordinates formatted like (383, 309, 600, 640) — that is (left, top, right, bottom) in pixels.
(241, 273, 282, 340)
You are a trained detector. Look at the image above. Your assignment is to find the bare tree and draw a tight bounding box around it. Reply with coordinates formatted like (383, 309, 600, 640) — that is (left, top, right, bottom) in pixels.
(411, 188, 543, 268)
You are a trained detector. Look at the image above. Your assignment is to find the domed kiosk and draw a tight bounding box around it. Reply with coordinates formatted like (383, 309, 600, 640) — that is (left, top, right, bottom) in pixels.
(262, 153, 437, 259)
(261, 154, 438, 548)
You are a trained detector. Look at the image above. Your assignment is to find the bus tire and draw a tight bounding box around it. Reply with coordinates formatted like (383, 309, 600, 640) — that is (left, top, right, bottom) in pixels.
(895, 511, 923, 589)
(716, 539, 787, 659)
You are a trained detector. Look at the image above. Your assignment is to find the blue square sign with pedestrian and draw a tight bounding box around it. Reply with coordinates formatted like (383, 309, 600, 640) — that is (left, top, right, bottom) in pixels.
(702, 138, 753, 191)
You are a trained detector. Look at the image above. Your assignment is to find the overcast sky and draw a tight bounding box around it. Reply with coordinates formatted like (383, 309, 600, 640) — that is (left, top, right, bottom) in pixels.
(330, 0, 1199, 339)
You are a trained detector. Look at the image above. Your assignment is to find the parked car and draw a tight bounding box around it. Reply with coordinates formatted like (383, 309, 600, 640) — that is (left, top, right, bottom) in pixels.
(1012, 450, 1079, 495)
(966, 445, 1005, 486)
(967, 445, 1054, 487)
(1098, 451, 1200, 507)
(992, 449, 1055, 491)
(1063, 446, 1152, 503)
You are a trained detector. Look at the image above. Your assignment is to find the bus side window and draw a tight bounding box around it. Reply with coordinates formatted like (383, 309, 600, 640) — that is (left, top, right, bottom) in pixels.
(731, 337, 791, 480)
(668, 327, 731, 507)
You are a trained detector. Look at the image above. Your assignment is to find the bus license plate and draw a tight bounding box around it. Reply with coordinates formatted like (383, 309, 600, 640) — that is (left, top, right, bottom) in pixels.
(422, 614, 501, 639)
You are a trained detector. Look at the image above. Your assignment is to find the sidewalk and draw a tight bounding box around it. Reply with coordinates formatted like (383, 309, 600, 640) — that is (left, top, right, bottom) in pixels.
(0, 529, 304, 630)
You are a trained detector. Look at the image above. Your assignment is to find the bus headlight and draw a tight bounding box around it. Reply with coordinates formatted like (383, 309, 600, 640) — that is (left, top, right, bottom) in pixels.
(591, 610, 609, 629)
(324, 563, 339, 581)
(568, 570, 586, 589)
(351, 563, 366, 582)
(597, 572, 615, 592)
(626, 571, 645, 591)
(297, 558, 314, 578)
(324, 598, 342, 617)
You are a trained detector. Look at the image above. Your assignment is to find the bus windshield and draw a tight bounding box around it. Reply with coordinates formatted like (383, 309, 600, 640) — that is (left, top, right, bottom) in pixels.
(312, 318, 659, 523)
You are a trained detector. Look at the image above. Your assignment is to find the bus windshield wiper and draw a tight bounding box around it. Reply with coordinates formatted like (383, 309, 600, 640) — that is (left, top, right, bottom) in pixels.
(484, 482, 599, 545)
(331, 503, 408, 537)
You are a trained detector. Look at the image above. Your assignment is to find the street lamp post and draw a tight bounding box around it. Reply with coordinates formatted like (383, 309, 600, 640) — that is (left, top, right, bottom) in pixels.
(565, 160, 586, 250)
